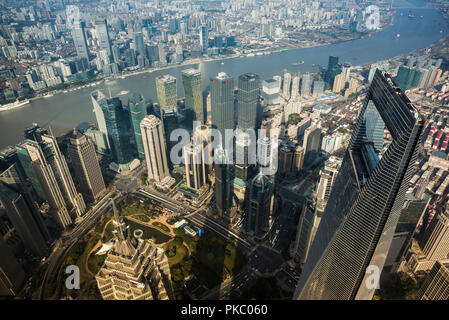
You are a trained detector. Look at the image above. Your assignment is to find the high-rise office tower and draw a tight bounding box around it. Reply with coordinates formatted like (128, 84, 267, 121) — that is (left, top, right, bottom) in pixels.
(100, 96, 134, 167)
(156, 74, 177, 114)
(211, 72, 234, 147)
(237, 73, 260, 132)
(301, 74, 313, 97)
(140, 115, 170, 183)
(22, 126, 86, 218)
(16, 140, 72, 228)
(283, 72, 292, 99)
(325, 56, 341, 86)
(360, 101, 385, 153)
(182, 68, 204, 123)
(91, 90, 111, 152)
(133, 31, 146, 60)
(161, 106, 178, 152)
(184, 141, 206, 191)
(291, 202, 320, 267)
(0, 235, 26, 297)
(199, 25, 208, 54)
(96, 199, 173, 300)
(246, 171, 274, 237)
(71, 21, 90, 60)
(416, 260, 449, 300)
(315, 156, 342, 213)
(67, 129, 106, 204)
(95, 19, 112, 58)
(40, 133, 86, 217)
(294, 71, 424, 300)
(0, 163, 50, 258)
(214, 146, 232, 220)
(128, 93, 146, 160)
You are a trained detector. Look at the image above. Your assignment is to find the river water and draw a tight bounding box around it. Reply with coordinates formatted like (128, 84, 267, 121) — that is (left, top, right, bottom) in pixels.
(0, 1, 447, 148)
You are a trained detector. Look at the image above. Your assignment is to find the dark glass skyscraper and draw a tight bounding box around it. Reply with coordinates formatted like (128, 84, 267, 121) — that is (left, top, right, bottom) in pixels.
(325, 56, 342, 89)
(128, 93, 146, 160)
(133, 32, 146, 60)
(214, 147, 232, 221)
(100, 97, 133, 166)
(246, 172, 274, 237)
(0, 163, 50, 258)
(211, 72, 234, 147)
(182, 68, 204, 123)
(294, 70, 424, 300)
(237, 73, 260, 132)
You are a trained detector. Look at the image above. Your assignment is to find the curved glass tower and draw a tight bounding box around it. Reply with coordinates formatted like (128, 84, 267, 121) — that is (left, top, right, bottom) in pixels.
(294, 70, 424, 300)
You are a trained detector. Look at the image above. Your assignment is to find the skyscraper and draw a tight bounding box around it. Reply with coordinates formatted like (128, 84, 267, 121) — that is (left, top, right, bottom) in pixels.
(211, 72, 234, 147)
(133, 31, 146, 60)
(91, 90, 111, 153)
(291, 74, 300, 100)
(235, 132, 254, 182)
(325, 56, 341, 87)
(67, 129, 106, 204)
(237, 73, 260, 132)
(100, 97, 134, 167)
(214, 146, 232, 220)
(315, 156, 342, 213)
(156, 74, 177, 115)
(0, 235, 26, 296)
(283, 72, 292, 99)
(95, 199, 173, 300)
(416, 260, 449, 300)
(291, 202, 319, 267)
(246, 171, 274, 237)
(301, 74, 313, 97)
(184, 141, 206, 191)
(15, 140, 72, 229)
(312, 80, 325, 98)
(140, 115, 170, 183)
(294, 70, 424, 300)
(303, 126, 322, 165)
(0, 163, 50, 258)
(182, 68, 204, 123)
(95, 19, 112, 58)
(199, 25, 208, 54)
(71, 21, 90, 60)
(407, 208, 449, 272)
(332, 73, 346, 93)
(128, 93, 147, 160)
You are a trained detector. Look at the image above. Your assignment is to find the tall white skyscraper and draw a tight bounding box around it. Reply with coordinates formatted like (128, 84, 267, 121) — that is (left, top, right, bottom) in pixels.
(140, 115, 170, 183)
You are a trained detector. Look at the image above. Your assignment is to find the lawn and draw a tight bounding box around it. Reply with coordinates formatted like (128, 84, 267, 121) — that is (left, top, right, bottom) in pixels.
(152, 221, 170, 233)
(134, 214, 151, 223)
(125, 218, 172, 244)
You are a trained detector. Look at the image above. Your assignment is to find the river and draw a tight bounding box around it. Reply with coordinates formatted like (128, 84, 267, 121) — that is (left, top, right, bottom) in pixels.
(0, 0, 447, 148)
